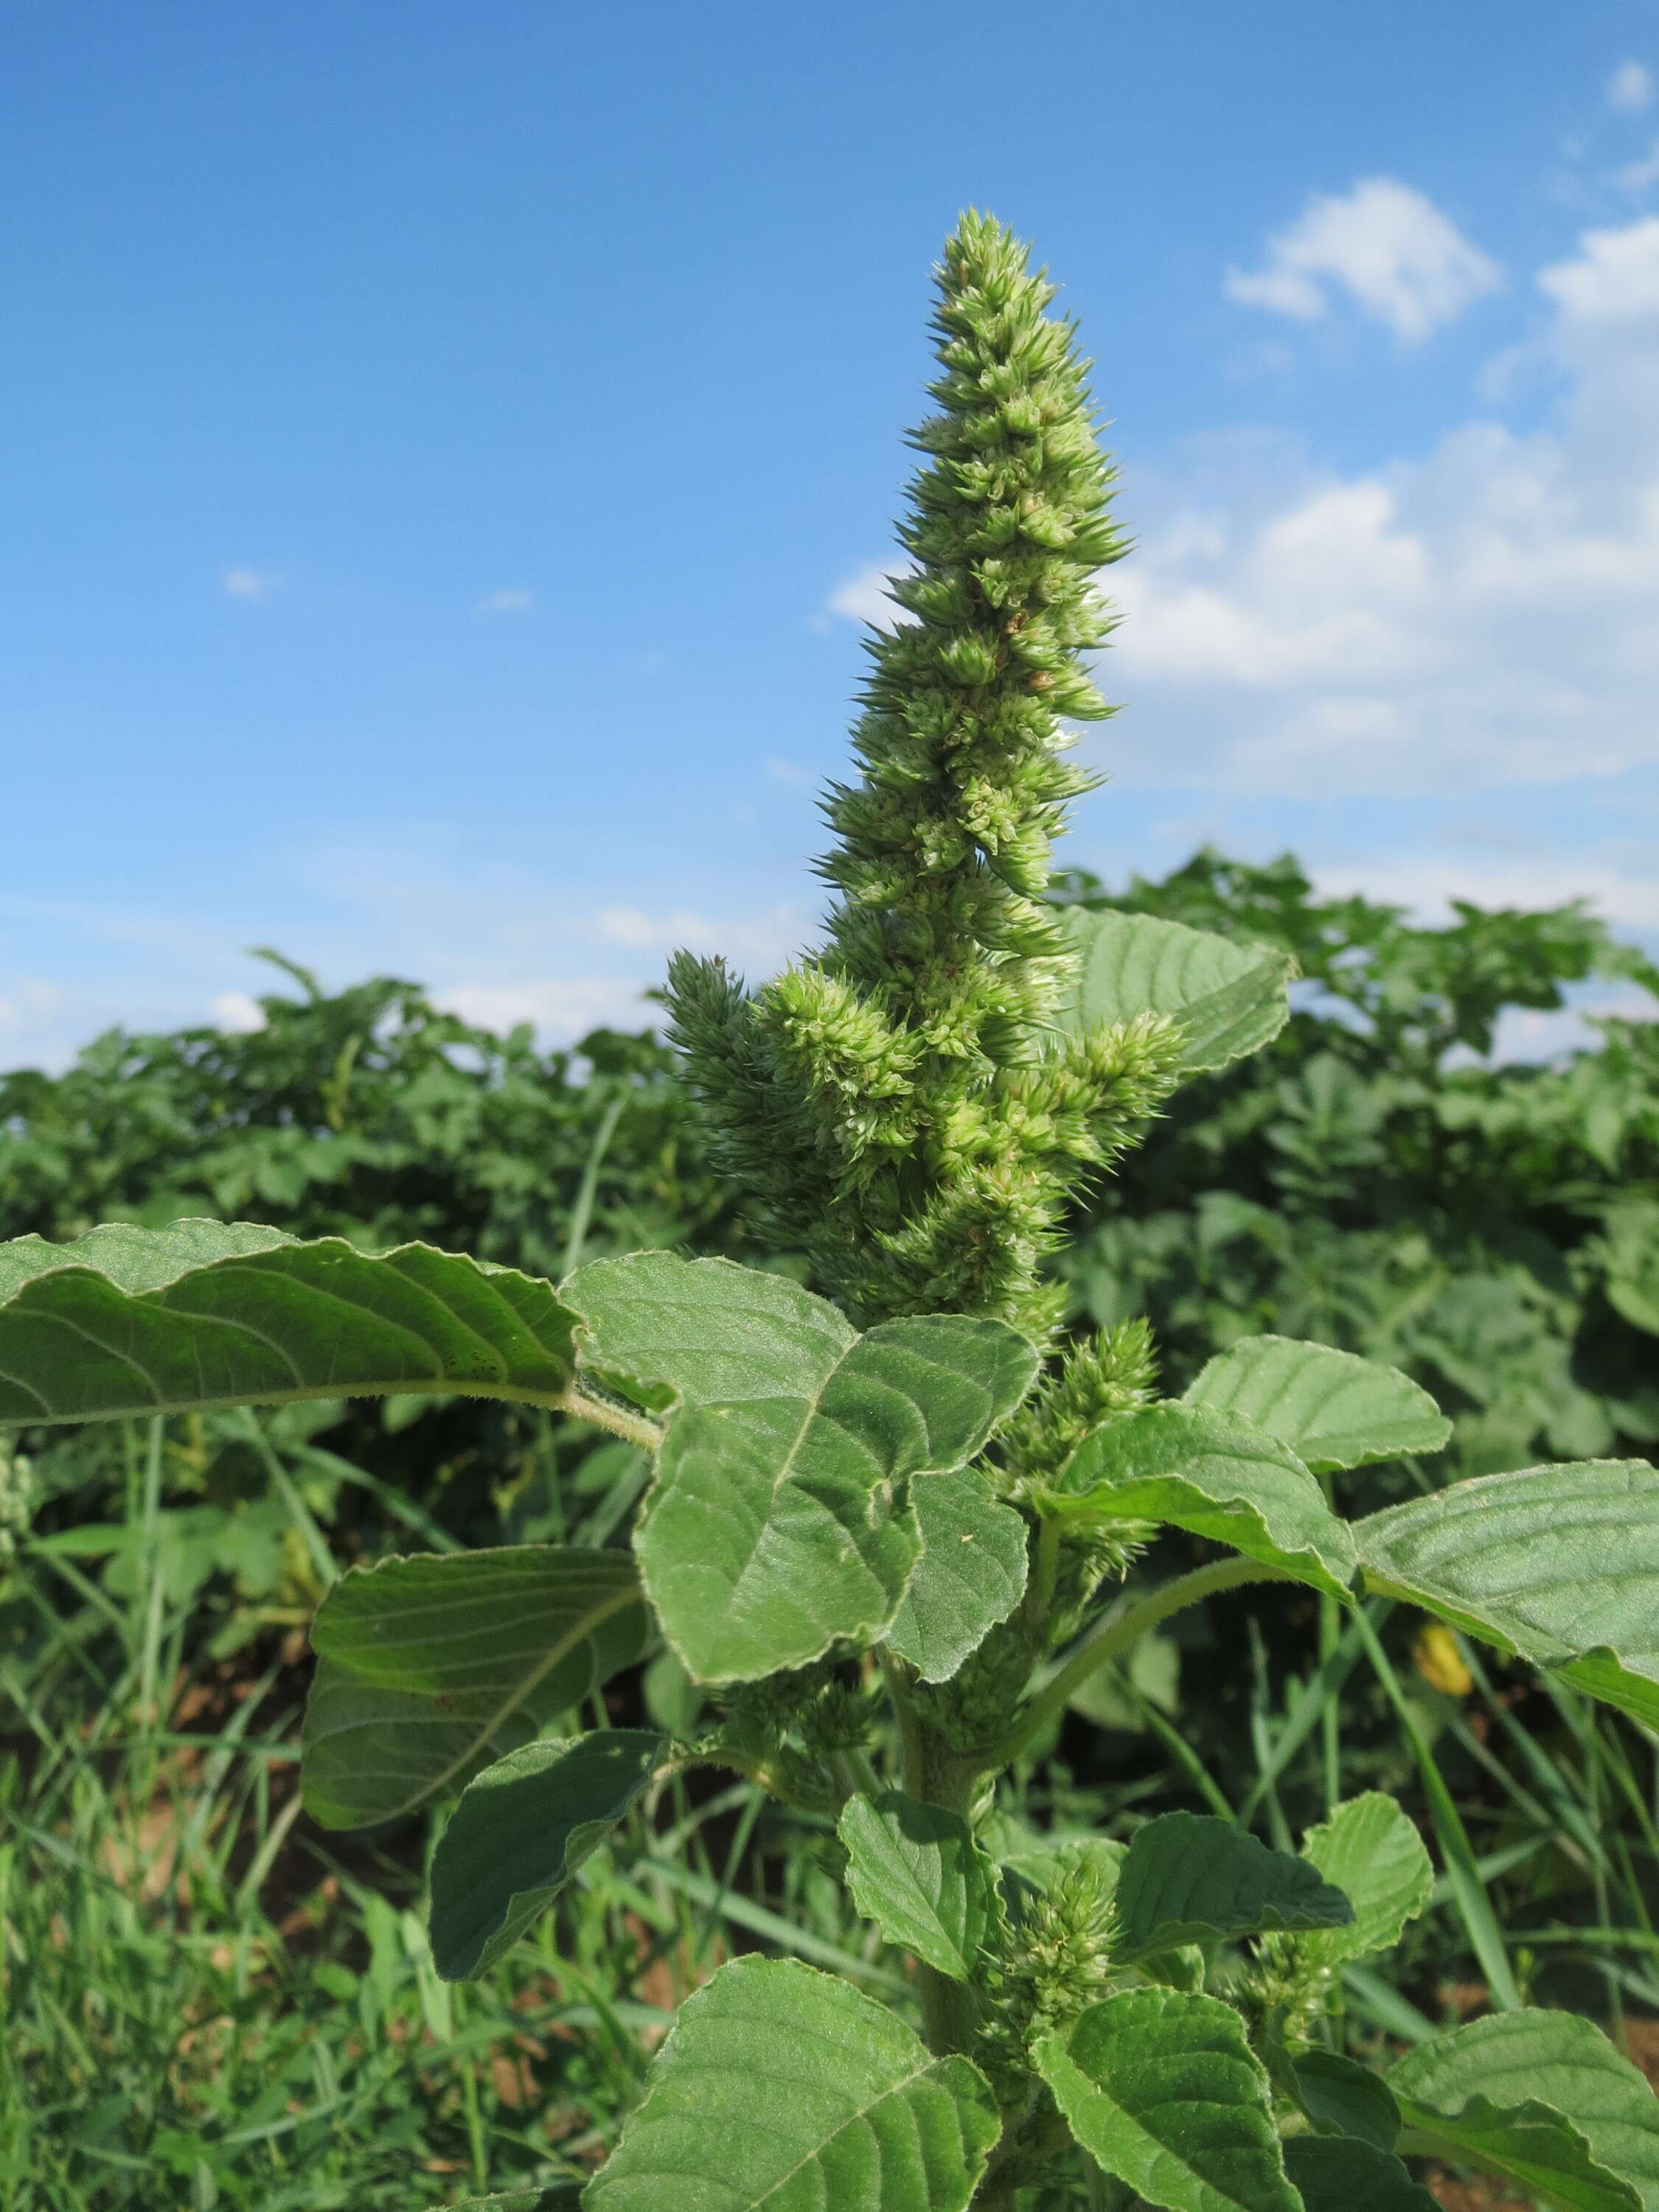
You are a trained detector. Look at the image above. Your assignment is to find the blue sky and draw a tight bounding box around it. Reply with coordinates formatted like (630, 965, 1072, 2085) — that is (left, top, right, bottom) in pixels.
(4, 1, 1659, 1064)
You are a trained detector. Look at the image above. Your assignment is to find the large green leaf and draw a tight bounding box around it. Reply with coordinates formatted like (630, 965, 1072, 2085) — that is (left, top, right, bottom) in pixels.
(1291, 2049, 1401, 2153)
(0, 1220, 582, 1425)
(882, 1471, 1029, 1682)
(301, 1546, 650, 1829)
(1047, 1403, 1357, 1601)
(1354, 1461, 1659, 1728)
(1056, 908, 1293, 1075)
(1297, 1793, 1433, 1965)
(1391, 2011, 1659, 2212)
(838, 1790, 998, 1983)
(1035, 1987, 1299, 2212)
(580, 1256, 1036, 1682)
(1282, 2136, 1436, 2212)
(569, 1252, 858, 1416)
(1113, 1812, 1352, 1960)
(442, 2190, 582, 2211)
(585, 1955, 1000, 2212)
(1184, 1337, 1449, 1475)
(428, 1730, 662, 1980)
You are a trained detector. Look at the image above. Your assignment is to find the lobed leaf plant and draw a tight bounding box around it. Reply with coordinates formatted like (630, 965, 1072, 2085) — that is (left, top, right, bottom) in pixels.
(7, 214, 1659, 2212)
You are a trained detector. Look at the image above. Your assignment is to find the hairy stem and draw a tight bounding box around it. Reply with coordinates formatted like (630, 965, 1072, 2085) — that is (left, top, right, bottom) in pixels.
(883, 1655, 981, 2056)
(552, 1384, 664, 1454)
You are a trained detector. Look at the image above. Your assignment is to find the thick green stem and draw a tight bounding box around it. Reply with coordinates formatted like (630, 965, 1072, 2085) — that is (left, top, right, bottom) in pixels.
(883, 1655, 980, 2057)
(553, 1384, 664, 1454)
(982, 1557, 1295, 1770)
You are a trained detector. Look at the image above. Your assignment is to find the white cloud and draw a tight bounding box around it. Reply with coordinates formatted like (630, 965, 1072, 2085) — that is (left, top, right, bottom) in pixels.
(436, 976, 653, 1038)
(210, 990, 267, 1033)
(1225, 178, 1501, 343)
(766, 757, 814, 789)
(1110, 216, 1659, 796)
(825, 562, 908, 630)
(223, 567, 280, 600)
(1608, 59, 1654, 112)
(590, 902, 803, 965)
(1618, 139, 1659, 193)
(478, 588, 534, 614)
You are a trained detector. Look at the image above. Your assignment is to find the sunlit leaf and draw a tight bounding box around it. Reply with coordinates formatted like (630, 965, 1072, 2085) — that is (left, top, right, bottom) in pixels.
(1056, 908, 1293, 1075)
(839, 1790, 998, 1983)
(585, 1956, 1000, 2212)
(1355, 1461, 1659, 1728)
(1184, 1336, 1449, 1475)
(882, 1471, 1029, 1682)
(1297, 1793, 1433, 1965)
(1390, 2011, 1659, 2212)
(0, 1220, 580, 1425)
(1036, 1986, 1299, 2212)
(1046, 1402, 1357, 1601)
(575, 1253, 1037, 1682)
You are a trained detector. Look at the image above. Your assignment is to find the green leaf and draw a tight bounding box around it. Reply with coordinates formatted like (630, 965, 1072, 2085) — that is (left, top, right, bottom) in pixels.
(1291, 2048, 1401, 2152)
(585, 1955, 1000, 2212)
(569, 1251, 857, 1416)
(0, 1220, 580, 1425)
(1068, 1629, 1180, 1731)
(1354, 1461, 1659, 1728)
(301, 1546, 650, 1829)
(1056, 908, 1293, 1075)
(1184, 1336, 1450, 1475)
(1282, 2135, 1437, 2212)
(1297, 1793, 1433, 1965)
(838, 1790, 998, 1983)
(1391, 2010, 1659, 2212)
(582, 1256, 1037, 1682)
(1113, 1812, 1353, 1960)
(428, 1730, 661, 1980)
(882, 1471, 1029, 1682)
(1035, 1986, 1300, 2212)
(440, 2190, 582, 2211)
(1048, 1402, 1357, 1601)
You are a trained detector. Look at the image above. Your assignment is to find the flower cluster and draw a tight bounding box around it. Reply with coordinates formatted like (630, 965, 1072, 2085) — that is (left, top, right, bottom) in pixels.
(669, 213, 1180, 1336)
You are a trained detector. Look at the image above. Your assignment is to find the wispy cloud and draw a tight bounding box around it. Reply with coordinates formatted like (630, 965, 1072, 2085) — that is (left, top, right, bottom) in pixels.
(1608, 59, 1654, 113)
(766, 757, 814, 789)
(478, 587, 534, 614)
(1225, 178, 1501, 344)
(223, 567, 281, 600)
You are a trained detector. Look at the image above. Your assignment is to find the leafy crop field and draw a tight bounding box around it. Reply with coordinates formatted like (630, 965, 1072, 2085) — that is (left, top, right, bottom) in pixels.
(4, 852, 1656, 2208)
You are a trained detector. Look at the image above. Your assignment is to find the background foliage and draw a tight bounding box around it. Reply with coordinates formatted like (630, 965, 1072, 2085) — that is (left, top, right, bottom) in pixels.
(4, 859, 1658, 2207)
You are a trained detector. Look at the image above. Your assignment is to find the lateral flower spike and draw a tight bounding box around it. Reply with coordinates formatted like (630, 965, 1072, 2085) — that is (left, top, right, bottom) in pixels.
(668, 211, 1180, 1336)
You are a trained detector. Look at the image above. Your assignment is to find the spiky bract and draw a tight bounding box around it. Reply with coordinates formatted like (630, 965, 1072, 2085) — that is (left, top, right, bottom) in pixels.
(668, 213, 1179, 1335)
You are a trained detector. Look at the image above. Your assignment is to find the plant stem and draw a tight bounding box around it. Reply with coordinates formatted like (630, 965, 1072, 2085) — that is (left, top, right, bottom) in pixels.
(554, 1385, 664, 1454)
(982, 1557, 1295, 1771)
(883, 1655, 980, 2057)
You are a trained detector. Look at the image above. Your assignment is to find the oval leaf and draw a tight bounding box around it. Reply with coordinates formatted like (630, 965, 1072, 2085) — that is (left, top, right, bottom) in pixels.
(1184, 1337, 1450, 1475)
(1282, 2136, 1437, 2212)
(1048, 1402, 1357, 1601)
(1035, 1986, 1300, 2212)
(1354, 1461, 1659, 1729)
(585, 1955, 1000, 2212)
(1115, 1811, 1353, 1960)
(598, 1257, 1036, 1682)
(0, 1220, 580, 1425)
(882, 1471, 1029, 1683)
(1298, 1793, 1432, 1966)
(1390, 2011, 1659, 2212)
(302, 1545, 650, 1829)
(1057, 908, 1294, 1075)
(1292, 2049, 1401, 2153)
(428, 1730, 662, 1980)
(838, 1790, 998, 1983)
